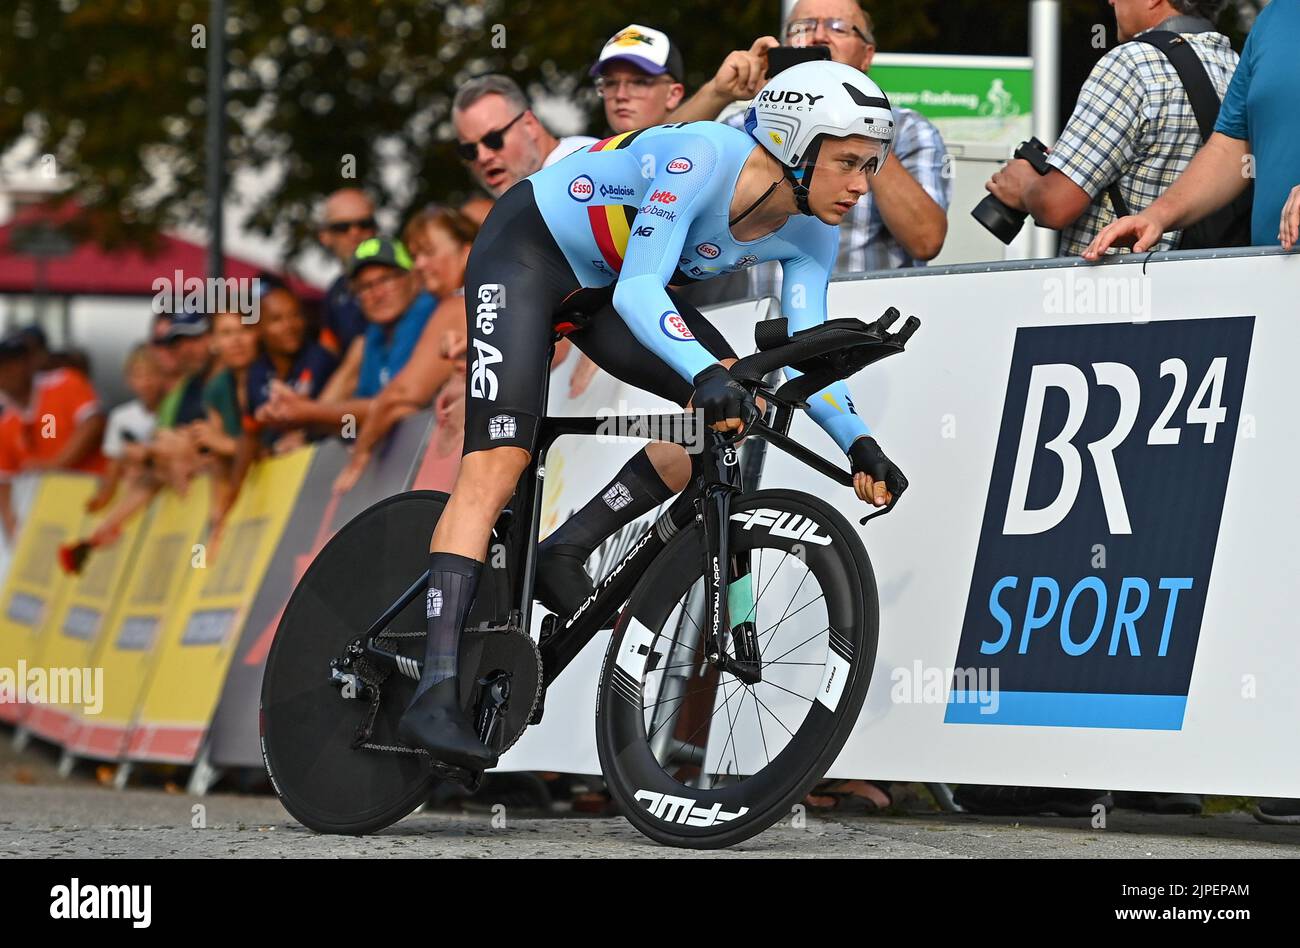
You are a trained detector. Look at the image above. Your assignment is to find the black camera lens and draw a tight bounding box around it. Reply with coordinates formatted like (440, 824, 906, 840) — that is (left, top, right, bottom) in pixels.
(972, 193, 1031, 244)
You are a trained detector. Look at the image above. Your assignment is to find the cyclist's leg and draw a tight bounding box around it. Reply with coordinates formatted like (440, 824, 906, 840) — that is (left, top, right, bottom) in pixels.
(399, 181, 578, 768)
(535, 288, 737, 615)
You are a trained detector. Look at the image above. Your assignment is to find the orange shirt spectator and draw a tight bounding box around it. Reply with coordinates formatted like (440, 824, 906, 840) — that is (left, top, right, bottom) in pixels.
(0, 367, 108, 478)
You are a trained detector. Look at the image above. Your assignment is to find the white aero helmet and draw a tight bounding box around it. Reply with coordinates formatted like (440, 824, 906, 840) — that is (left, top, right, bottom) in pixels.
(744, 60, 895, 215)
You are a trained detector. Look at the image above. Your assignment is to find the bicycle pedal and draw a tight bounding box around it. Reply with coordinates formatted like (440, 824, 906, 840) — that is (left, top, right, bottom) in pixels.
(430, 759, 483, 793)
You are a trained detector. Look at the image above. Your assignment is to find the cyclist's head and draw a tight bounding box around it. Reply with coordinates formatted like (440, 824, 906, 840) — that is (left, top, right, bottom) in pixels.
(745, 60, 894, 219)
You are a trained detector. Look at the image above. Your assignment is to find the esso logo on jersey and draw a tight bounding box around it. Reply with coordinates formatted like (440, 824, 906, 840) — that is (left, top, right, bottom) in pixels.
(649, 190, 677, 205)
(568, 175, 595, 202)
(660, 311, 695, 341)
(666, 157, 693, 174)
(696, 242, 721, 259)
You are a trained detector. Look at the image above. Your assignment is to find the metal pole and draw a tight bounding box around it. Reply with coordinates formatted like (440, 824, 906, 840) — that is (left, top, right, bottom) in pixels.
(1030, 0, 1061, 258)
(205, 0, 227, 281)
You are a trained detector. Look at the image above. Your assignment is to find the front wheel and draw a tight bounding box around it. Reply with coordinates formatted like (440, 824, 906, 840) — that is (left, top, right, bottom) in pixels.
(596, 489, 879, 848)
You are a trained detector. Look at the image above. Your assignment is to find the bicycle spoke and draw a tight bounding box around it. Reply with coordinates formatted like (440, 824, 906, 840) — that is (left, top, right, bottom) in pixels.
(758, 593, 826, 647)
(749, 686, 802, 739)
(763, 625, 829, 669)
(751, 687, 772, 767)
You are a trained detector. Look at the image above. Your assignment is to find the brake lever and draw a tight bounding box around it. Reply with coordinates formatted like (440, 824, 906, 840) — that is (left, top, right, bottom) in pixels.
(859, 494, 900, 525)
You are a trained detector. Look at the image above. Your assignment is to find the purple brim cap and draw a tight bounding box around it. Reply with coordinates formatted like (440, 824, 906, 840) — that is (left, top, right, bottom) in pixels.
(589, 54, 670, 77)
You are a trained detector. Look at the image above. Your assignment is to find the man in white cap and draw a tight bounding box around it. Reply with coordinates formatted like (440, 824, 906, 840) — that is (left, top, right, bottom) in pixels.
(590, 24, 687, 134)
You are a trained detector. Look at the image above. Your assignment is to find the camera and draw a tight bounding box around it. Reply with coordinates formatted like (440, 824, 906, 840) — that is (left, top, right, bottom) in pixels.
(971, 137, 1053, 244)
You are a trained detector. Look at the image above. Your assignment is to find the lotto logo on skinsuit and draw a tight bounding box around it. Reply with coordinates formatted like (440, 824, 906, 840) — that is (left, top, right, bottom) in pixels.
(660, 311, 694, 341)
(569, 175, 594, 201)
(476, 283, 504, 335)
(470, 339, 503, 400)
(949, 317, 1254, 730)
(696, 243, 720, 259)
(666, 157, 693, 174)
(649, 190, 677, 204)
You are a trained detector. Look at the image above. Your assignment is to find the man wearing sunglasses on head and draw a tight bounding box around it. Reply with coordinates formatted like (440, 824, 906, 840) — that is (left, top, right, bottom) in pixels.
(669, 0, 950, 275)
(453, 75, 597, 199)
(317, 188, 379, 400)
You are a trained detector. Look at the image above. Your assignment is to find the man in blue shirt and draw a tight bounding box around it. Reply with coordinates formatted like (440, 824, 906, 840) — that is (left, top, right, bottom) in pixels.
(1084, 0, 1300, 256)
(256, 237, 434, 434)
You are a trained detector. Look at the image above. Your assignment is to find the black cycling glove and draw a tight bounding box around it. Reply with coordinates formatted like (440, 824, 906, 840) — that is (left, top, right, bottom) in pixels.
(691, 364, 757, 428)
(848, 436, 909, 500)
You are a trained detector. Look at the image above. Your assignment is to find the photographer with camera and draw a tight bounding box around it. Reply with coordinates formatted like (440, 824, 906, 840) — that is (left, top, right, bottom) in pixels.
(981, 0, 1239, 257)
(669, 0, 950, 276)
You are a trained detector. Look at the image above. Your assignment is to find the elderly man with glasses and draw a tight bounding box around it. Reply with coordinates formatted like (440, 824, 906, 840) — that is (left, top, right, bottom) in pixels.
(669, 0, 950, 275)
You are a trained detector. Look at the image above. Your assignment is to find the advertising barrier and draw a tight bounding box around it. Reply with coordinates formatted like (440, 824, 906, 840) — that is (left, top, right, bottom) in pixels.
(125, 450, 312, 763)
(0, 474, 95, 726)
(62, 477, 212, 760)
(501, 248, 1300, 797)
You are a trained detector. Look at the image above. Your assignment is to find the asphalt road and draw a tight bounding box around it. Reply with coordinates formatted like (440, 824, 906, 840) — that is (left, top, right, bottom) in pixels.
(2, 736, 1297, 858)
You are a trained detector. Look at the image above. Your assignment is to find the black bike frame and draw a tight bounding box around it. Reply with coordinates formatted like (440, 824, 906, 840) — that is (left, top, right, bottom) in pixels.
(360, 390, 860, 691)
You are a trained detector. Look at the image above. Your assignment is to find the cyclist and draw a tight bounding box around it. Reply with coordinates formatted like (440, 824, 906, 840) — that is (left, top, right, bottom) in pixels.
(399, 61, 909, 769)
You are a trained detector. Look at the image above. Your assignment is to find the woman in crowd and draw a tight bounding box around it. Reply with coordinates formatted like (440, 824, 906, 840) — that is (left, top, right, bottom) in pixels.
(333, 207, 477, 492)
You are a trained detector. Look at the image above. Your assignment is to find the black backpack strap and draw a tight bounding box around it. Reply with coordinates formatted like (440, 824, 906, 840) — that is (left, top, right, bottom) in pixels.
(1133, 30, 1222, 140)
(1106, 182, 1132, 218)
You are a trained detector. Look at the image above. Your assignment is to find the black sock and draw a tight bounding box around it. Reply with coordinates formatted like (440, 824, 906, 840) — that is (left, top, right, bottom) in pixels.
(415, 551, 482, 694)
(540, 447, 675, 561)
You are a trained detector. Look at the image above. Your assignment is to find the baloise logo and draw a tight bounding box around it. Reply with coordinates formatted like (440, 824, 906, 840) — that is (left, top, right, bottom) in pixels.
(948, 316, 1254, 731)
(569, 175, 594, 202)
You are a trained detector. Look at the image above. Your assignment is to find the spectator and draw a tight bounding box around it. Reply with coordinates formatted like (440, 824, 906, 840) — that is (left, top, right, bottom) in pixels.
(334, 208, 479, 493)
(257, 238, 432, 435)
(86, 344, 167, 514)
(0, 331, 107, 540)
(459, 196, 494, 227)
(591, 24, 686, 134)
(452, 74, 597, 199)
(242, 281, 339, 450)
(148, 311, 217, 493)
(315, 188, 378, 398)
(669, 0, 951, 280)
(986, 0, 1239, 256)
(1085, 0, 1300, 260)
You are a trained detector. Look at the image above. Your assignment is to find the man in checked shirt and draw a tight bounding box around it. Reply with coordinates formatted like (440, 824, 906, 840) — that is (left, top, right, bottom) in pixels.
(985, 0, 1238, 257)
(668, 0, 951, 295)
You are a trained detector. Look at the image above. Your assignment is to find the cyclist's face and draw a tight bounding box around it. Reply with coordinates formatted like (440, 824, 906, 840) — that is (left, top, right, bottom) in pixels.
(454, 94, 545, 198)
(598, 62, 684, 134)
(807, 135, 882, 225)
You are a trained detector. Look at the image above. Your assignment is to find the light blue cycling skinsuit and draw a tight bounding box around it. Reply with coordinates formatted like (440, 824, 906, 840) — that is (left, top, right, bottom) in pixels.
(459, 119, 871, 457)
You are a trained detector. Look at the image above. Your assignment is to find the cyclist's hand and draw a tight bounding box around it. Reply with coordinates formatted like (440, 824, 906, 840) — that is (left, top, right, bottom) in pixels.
(849, 436, 908, 508)
(691, 363, 756, 435)
(1082, 214, 1164, 260)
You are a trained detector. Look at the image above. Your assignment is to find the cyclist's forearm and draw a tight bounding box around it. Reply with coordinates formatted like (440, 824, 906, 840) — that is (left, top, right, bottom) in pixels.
(803, 378, 871, 453)
(612, 276, 717, 382)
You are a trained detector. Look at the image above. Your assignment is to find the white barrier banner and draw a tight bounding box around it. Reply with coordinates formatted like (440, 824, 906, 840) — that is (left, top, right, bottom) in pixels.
(504, 251, 1300, 798)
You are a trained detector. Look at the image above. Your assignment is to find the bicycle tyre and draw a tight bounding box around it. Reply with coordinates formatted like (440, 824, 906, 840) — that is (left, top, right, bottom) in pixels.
(596, 488, 878, 848)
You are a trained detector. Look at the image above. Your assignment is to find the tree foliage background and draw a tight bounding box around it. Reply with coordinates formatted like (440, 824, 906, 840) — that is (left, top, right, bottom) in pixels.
(0, 0, 1267, 264)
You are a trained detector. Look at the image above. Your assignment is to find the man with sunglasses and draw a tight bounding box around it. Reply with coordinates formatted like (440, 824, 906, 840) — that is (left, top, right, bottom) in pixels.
(397, 61, 909, 769)
(316, 188, 378, 402)
(452, 75, 597, 199)
(669, 0, 950, 276)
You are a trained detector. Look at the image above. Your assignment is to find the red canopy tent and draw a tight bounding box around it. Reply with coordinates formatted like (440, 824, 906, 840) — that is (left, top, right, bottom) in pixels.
(0, 203, 323, 301)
